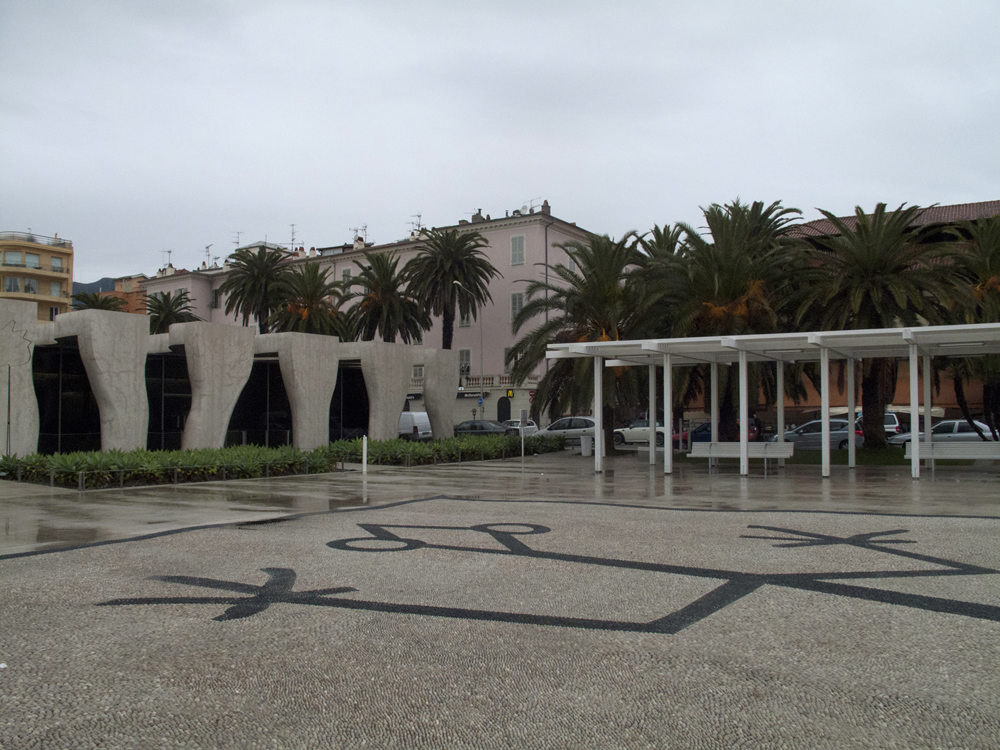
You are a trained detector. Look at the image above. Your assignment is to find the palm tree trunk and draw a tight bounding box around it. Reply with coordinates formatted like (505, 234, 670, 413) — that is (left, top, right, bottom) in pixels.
(861, 358, 888, 449)
(952, 371, 989, 441)
(441, 304, 455, 350)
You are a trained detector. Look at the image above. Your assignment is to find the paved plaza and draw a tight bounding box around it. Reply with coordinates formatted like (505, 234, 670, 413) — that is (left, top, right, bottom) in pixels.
(2, 452, 1000, 748)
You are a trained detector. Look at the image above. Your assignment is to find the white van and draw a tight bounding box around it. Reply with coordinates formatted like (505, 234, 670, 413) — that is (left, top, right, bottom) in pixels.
(398, 411, 433, 441)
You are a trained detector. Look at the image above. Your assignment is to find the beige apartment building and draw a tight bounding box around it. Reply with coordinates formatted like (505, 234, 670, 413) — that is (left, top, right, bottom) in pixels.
(0, 231, 73, 321)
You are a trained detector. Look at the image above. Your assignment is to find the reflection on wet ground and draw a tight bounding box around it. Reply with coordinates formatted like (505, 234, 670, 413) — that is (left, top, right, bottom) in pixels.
(1, 449, 998, 556)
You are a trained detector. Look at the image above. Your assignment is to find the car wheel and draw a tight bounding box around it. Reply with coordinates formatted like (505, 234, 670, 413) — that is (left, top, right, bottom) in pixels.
(655, 434, 664, 446)
(838, 439, 849, 450)
(613, 432, 624, 445)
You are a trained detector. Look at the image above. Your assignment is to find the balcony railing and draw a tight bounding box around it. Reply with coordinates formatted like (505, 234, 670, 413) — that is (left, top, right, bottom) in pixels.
(1, 261, 70, 273)
(462, 375, 539, 388)
(0, 287, 69, 298)
(0, 232, 73, 249)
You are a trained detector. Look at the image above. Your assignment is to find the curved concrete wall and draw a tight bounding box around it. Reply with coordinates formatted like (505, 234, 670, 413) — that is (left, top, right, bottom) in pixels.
(257, 333, 340, 451)
(169, 323, 255, 450)
(53, 310, 150, 451)
(4, 306, 456, 453)
(0, 301, 41, 456)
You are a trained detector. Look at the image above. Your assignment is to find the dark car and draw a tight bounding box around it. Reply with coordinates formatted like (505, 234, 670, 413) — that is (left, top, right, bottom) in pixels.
(453, 420, 507, 437)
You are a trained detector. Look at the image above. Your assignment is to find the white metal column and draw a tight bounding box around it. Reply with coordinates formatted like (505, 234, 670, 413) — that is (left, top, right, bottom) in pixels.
(739, 349, 749, 476)
(776, 361, 785, 468)
(664, 353, 673, 475)
(909, 344, 920, 479)
(923, 353, 933, 472)
(821, 347, 831, 478)
(847, 357, 856, 468)
(648, 364, 656, 465)
(593, 355, 604, 474)
(710, 361, 719, 469)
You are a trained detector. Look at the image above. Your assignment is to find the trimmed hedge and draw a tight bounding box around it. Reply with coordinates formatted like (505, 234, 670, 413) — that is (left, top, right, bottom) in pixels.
(0, 434, 567, 491)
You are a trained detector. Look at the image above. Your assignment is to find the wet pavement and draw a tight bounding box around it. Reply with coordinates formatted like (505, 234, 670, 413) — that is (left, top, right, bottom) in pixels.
(2, 451, 999, 748)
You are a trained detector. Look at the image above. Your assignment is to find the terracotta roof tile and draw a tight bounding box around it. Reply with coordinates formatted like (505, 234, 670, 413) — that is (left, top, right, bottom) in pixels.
(790, 200, 1000, 238)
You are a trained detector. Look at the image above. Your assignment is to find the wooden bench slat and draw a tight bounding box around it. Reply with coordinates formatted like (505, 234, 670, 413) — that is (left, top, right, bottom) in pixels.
(903, 442, 1000, 460)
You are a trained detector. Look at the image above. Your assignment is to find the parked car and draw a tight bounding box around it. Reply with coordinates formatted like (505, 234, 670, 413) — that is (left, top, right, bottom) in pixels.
(672, 421, 760, 448)
(773, 419, 865, 450)
(503, 419, 538, 436)
(537, 416, 596, 443)
(398, 411, 432, 441)
(613, 419, 665, 446)
(453, 420, 507, 437)
(887, 419, 995, 446)
(855, 412, 904, 435)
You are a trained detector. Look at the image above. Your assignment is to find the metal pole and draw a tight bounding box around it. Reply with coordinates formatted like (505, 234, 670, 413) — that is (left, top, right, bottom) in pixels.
(923, 353, 933, 472)
(777, 361, 786, 469)
(909, 344, 920, 478)
(739, 349, 749, 476)
(664, 353, 672, 475)
(847, 357, 856, 468)
(593, 355, 603, 473)
(710, 361, 719, 470)
(821, 347, 831, 478)
(647, 364, 656, 465)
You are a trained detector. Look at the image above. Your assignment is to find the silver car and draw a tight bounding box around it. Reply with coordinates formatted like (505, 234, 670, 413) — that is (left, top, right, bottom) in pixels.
(888, 419, 995, 446)
(537, 416, 596, 443)
(613, 419, 665, 446)
(503, 419, 538, 436)
(773, 419, 864, 450)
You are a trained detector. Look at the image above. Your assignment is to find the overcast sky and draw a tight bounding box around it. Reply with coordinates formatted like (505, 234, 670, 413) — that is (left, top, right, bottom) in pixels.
(2, 0, 997, 282)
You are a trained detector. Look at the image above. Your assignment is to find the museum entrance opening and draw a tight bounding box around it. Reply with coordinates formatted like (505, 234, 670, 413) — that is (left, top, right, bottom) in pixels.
(32, 338, 101, 454)
(330, 360, 369, 441)
(226, 356, 292, 447)
(145, 351, 192, 450)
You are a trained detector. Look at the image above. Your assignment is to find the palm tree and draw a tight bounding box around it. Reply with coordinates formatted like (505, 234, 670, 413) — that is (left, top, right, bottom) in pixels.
(948, 215, 1000, 438)
(404, 228, 501, 349)
(146, 290, 200, 334)
(507, 233, 650, 446)
(218, 246, 291, 334)
(657, 200, 805, 439)
(72, 292, 126, 311)
(346, 251, 430, 343)
(268, 263, 351, 338)
(796, 203, 965, 447)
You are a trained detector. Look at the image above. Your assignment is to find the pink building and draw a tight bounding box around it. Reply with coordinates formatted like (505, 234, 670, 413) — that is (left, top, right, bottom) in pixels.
(142, 201, 594, 425)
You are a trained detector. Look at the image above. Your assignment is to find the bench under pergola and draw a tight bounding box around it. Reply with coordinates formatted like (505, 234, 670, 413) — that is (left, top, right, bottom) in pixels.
(545, 323, 1000, 478)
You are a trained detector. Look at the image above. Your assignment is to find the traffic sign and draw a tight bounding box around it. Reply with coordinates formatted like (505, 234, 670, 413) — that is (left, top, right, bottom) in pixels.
(478, 397, 483, 405)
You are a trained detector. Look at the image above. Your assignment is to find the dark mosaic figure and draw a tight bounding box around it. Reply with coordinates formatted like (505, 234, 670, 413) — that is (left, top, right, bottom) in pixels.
(100, 522, 1000, 631)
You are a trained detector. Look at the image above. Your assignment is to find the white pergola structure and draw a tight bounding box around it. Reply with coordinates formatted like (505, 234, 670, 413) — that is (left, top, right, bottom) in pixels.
(546, 323, 1000, 478)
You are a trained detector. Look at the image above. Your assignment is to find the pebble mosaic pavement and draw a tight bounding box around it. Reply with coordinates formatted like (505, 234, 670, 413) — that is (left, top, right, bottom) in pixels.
(2, 453, 999, 749)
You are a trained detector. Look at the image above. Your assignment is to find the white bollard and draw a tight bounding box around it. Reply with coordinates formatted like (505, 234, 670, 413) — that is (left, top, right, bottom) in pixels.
(362, 435, 368, 474)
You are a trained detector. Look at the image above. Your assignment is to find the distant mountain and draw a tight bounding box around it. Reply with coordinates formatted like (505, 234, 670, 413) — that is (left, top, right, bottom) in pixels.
(73, 277, 115, 295)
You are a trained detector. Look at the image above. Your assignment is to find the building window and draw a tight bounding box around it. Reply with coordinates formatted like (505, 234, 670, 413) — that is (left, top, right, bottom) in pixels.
(511, 292, 524, 322)
(412, 364, 424, 379)
(342, 269, 351, 284)
(504, 347, 513, 375)
(25, 253, 40, 269)
(459, 313, 471, 328)
(49, 306, 60, 321)
(50, 281, 61, 297)
(23, 278, 38, 294)
(209, 289, 220, 309)
(4, 277, 19, 293)
(459, 348, 471, 375)
(51, 257, 62, 271)
(510, 236, 525, 266)
(567, 255, 576, 274)
(4, 251, 21, 266)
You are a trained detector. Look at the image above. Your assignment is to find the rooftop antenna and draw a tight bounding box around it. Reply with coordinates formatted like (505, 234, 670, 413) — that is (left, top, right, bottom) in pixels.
(232, 231, 243, 247)
(350, 225, 368, 242)
(161, 249, 173, 267)
(289, 223, 297, 250)
(409, 214, 424, 232)
(204, 244, 213, 265)
(525, 197, 543, 212)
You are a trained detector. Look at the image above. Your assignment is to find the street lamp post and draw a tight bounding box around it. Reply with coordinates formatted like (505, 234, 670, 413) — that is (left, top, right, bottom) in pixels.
(454, 281, 484, 416)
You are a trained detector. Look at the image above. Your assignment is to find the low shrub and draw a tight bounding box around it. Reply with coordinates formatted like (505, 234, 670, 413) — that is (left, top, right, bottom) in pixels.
(0, 433, 567, 490)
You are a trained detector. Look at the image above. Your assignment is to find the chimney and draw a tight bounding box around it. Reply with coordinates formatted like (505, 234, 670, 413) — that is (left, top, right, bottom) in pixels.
(541, 200, 551, 216)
